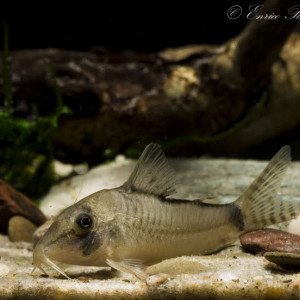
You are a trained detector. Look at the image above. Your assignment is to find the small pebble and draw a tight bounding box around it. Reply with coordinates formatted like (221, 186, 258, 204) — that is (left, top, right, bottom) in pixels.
(253, 276, 263, 282)
(240, 229, 300, 255)
(74, 163, 88, 175)
(264, 252, 300, 269)
(54, 161, 73, 177)
(218, 272, 239, 283)
(293, 283, 300, 289)
(146, 274, 169, 286)
(8, 216, 37, 243)
(0, 263, 9, 276)
(77, 276, 90, 282)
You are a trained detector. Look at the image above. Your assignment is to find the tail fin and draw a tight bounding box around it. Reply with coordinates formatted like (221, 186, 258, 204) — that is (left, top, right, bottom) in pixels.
(236, 146, 300, 232)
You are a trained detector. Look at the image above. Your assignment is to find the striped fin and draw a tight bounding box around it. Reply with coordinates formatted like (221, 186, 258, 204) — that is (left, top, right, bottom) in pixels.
(122, 143, 177, 197)
(236, 146, 300, 231)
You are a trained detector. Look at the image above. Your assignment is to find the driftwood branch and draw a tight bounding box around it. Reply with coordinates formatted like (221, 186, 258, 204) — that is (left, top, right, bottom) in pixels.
(234, 0, 298, 91)
(1, 0, 300, 163)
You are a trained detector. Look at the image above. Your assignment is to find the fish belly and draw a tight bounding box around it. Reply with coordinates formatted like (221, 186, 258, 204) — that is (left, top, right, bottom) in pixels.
(121, 225, 239, 264)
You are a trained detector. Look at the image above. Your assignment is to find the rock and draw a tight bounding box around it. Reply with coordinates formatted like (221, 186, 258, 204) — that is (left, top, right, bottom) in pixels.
(240, 229, 300, 255)
(264, 252, 300, 269)
(0, 179, 46, 234)
(8, 216, 37, 242)
(146, 274, 169, 286)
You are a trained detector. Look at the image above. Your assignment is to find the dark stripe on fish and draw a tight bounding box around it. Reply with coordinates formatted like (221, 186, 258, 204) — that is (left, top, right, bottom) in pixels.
(74, 231, 102, 256)
(229, 203, 245, 231)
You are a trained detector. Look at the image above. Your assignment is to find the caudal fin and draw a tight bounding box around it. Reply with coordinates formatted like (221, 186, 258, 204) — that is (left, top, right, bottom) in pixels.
(236, 146, 300, 232)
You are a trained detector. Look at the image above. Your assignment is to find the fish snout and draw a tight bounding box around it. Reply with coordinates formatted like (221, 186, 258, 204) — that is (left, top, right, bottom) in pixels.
(32, 240, 71, 279)
(33, 242, 47, 268)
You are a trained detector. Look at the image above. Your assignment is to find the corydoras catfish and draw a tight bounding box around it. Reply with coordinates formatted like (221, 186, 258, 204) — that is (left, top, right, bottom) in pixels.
(32, 143, 300, 279)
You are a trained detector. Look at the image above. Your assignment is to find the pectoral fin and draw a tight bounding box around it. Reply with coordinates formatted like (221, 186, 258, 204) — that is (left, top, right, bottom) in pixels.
(106, 258, 147, 280)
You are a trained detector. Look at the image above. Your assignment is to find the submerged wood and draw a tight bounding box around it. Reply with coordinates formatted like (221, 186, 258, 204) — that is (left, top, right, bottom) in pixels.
(0, 180, 46, 234)
(0, 0, 300, 163)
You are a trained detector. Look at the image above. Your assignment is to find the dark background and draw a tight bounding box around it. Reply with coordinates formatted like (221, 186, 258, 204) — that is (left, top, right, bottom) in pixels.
(1, 0, 298, 199)
(1, 1, 264, 52)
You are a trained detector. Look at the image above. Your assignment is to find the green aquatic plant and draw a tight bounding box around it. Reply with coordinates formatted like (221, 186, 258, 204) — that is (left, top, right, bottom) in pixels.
(0, 23, 72, 199)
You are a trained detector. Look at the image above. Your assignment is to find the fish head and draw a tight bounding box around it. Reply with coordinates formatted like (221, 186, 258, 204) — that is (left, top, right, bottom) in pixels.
(33, 192, 114, 274)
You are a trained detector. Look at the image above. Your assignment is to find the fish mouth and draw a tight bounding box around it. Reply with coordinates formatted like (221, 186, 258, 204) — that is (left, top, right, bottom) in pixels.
(32, 245, 71, 279)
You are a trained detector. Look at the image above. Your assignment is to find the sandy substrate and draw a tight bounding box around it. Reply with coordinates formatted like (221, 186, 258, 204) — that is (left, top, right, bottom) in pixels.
(1, 234, 300, 300)
(1, 155, 300, 299)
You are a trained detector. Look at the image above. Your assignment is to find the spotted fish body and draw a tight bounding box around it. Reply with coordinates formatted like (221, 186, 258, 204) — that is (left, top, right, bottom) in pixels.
(33, 144, 300, 279)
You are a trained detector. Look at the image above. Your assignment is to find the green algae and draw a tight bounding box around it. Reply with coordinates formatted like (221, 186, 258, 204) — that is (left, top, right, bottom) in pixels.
(0, 23, 71, 199)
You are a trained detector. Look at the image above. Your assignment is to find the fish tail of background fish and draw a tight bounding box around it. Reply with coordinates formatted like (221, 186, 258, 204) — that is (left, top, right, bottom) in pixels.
(236, 146, 300, 232)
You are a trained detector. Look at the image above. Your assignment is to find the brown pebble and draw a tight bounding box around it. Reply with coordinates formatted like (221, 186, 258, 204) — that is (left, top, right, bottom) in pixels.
(240, 228, 300, 255)
(8, 216, 37, 242)
(146, 274, 169, 286)
(65, 179, 72, 186)
(0, 179, 46, 234)
(77, 276, 90, 282)
(265, 252, 300, 270)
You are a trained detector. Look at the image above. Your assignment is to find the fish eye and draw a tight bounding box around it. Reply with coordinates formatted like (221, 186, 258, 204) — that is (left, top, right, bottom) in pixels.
(76, 214, 93, 229)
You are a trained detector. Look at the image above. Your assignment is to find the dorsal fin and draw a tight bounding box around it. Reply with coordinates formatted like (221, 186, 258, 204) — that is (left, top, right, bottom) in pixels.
(122, 143, 177, 197)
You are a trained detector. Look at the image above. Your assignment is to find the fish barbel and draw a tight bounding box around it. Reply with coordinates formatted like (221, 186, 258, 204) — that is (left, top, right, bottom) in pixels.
(32, 143, 300, 279)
